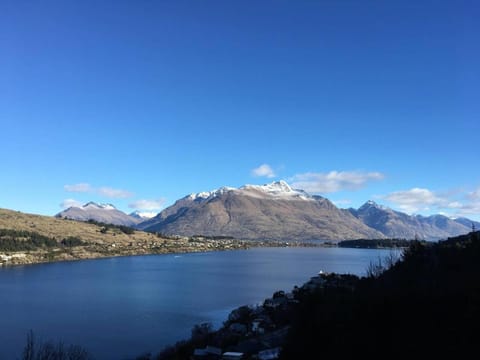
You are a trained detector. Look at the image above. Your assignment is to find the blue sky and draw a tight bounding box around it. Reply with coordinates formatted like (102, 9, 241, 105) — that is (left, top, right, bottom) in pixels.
(1, 0, 479, 220)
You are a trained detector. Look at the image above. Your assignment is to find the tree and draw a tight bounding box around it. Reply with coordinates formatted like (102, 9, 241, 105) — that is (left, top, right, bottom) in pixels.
(21, 330, 92, 360)
(191, 322, 213, 342)
(22, 330, 35, 360)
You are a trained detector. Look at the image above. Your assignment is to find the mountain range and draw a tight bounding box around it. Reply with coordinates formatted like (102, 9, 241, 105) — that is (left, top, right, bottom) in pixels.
(56, 202, 152, 227)
(55, 181, 478, 241)
(347, 200, 476, 240)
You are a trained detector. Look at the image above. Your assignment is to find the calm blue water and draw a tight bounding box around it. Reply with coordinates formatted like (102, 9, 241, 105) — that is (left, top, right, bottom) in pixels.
(0, 247, 393, 359)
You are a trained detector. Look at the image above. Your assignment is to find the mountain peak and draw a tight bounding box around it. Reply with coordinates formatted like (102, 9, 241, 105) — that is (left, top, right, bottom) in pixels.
(268, 180, 293, 192)
(187, 186, 235, 201)
(186, 180, 309, 202)
(359, 200, 382, 210)
(83, 201, 99, 207)
(240, 180, 308, 198)
(242, 180, 291, 191)
(82, 202, 116, 210)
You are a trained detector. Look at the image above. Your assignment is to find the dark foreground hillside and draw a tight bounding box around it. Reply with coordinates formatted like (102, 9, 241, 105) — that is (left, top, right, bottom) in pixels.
(281, 231, 480, 358)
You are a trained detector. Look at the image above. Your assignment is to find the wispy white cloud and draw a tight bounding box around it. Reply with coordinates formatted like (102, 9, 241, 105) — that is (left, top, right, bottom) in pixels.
(382, 188, 448, 213)
(455, 203, 480, 217)
(290, 171, 385, 193)
(251, 164, 276, 178)
(60, 198, 83, 209)
(133, 211, 157, 219)
(382, 186, 480, 218)
(453, 187, 480, 217)
(128, 199, 166, 210)
(64, 183, 92, 193)
(468, 187, 480, 201)
(98, 187, 133, 199)
(331, 199, 352, 206)
(64, 183, 133, 198)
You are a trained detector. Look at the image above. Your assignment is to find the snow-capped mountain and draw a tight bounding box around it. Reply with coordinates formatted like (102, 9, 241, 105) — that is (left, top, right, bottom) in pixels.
(56, 202, 143, 227)
(185, 180, 313, 202)
(137, 181, 384, 241)
(83, 202, 117, 211)
(239, 180, 313, 200)
(137, 181, 476, 241)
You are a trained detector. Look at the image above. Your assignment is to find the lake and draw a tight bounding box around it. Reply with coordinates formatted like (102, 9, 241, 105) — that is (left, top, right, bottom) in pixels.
(0, 247, 395, 359)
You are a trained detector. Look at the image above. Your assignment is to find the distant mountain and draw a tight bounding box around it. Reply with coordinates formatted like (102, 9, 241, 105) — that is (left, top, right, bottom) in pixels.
(56, 202, 142, 227)
(453, 217, 480, 231)
(349, 200, 471, 240)
(129, 211, 157, 220)
(138, 181, 384, 241)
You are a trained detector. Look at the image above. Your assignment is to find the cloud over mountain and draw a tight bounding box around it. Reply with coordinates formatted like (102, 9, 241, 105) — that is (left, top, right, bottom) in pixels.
(97, 187, 133, 199)
(251, 164, 276, 178)
(64, 183, 92, 193)
(63, 183, 133, 199)
(383, 188, 448, 213)
(129, 199, 166, 210)
(382, 186, 480, 218)
(290, 171, 385, 193)
(60, 198, 83, 209)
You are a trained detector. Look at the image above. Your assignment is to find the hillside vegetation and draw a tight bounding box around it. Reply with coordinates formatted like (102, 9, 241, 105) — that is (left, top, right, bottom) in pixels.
(281, 231, 480, 358)
(0, 208, 249, 266)
(0, 208, 154, 244)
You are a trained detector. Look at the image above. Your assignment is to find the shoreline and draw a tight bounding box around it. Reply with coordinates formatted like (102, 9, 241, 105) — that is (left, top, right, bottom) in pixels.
(0, 237, 329, 267)
(1, 234, 413, 269)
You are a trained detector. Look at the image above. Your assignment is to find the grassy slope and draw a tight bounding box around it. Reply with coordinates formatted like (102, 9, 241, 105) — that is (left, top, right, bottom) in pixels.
(0, 208, 156, 245)
(0, 208, 251, 266)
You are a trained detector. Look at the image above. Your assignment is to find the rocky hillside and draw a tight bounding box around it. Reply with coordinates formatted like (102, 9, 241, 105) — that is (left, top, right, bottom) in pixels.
(139, 181, 384, 241)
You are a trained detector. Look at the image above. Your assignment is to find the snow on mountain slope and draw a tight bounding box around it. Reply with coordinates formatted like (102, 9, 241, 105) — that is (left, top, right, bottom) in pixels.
(185, 180, 313, 202)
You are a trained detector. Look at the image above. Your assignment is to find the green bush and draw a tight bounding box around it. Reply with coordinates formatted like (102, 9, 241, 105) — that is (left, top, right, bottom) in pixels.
(61, 237, 85, 247)
(0, 229, 57, 251)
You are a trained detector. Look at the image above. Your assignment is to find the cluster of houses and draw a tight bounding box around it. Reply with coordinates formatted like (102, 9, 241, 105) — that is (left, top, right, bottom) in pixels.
(190, 271, 353, 360)
(0, 252, 26, 265)
(191, 346, 281, 360)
